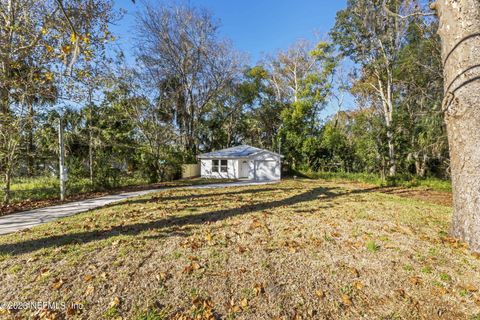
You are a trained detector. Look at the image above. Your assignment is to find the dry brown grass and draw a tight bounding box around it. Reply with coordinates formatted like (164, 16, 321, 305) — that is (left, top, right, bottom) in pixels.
(0, 179, 479, 320)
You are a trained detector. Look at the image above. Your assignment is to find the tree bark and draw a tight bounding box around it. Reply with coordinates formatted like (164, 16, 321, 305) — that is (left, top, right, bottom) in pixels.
(88, 89, 94, 185)
(414, 153, 428, 178)
(432, 0, 480, 251)
(377, 75, 397, 177)
(27, 102, 35, 177)
(3, 164, 12, 204)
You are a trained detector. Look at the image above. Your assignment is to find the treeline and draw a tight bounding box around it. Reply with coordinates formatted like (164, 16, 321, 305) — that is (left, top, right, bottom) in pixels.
(0, 0, 448, 204)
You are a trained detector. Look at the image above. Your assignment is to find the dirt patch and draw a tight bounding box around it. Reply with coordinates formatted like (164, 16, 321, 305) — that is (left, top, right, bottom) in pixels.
(376, 187, 452, 207)
(338, 180, 453, 207)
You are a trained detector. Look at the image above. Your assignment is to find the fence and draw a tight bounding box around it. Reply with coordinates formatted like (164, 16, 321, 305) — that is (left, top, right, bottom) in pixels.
(182, 164, 200, 179)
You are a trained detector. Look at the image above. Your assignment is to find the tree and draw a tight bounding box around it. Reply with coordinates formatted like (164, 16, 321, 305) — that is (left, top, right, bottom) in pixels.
(430, 0, 480, 252)
(107, 64, 179, 183)
(331, 0, 421, 177)
(263, 41, 337, 168)
(136, 3, 240, 157)
(233, 66, 284, 150)
(0, 0, 116, 203)
(0, 0, 57, 203)
(394, 19, 447, 178)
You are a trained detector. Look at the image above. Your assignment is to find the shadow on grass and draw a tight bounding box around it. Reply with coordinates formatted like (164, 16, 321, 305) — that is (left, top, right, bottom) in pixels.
(106, 187, 282, 208)
(0, 186, 345, 256)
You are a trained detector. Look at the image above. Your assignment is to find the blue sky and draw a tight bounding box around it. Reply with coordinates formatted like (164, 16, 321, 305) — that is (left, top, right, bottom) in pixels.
(109, 0, 352, 115)
(111, 0, 347, 64)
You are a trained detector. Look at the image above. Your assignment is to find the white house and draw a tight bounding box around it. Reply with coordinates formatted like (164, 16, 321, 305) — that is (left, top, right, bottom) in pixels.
(198, 145, 283, 181)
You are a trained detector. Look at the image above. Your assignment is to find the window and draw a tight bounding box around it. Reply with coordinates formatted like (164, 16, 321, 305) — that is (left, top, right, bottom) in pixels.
(212, 159, 228, 173)
(212, 160, 219, 172)
(220, 160, 228, 172)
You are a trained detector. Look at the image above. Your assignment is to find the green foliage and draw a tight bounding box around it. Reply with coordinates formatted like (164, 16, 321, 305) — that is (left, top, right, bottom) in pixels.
(1, 1, 451, 205)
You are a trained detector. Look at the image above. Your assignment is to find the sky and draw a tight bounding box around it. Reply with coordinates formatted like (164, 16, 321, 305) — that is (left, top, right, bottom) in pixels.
(111, 0, 347, 64)
(109, 0, 352, 115)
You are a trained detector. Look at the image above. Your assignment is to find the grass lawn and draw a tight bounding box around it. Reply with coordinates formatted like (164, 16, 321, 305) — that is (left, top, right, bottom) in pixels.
(302, 171, 452, 192)
(5, 176, 143, 203)
(0, 177, 235, 216)
(0, 179, 478, 319)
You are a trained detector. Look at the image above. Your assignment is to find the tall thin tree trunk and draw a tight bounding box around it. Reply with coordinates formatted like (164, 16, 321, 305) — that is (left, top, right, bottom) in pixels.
(88, 89, 94, 185)
(386, 128, 396, 176)
(27, 102, 34, 177)
(432, 0, 480, 251)
(3, 169, 11, 204)
(378, 76, 397, 177)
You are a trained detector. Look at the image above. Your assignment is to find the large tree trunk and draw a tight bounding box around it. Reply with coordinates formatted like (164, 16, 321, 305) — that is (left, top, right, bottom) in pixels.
(433, 0, 480, 251)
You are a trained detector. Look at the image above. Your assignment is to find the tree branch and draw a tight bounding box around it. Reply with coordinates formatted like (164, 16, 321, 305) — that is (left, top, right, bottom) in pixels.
(382, 1, 435, 19)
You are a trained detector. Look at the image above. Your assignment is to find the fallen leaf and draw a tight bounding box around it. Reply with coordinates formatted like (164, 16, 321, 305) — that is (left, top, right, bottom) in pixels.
(51, 278, 64, 290)
(475, 295, 480, 306)
(463, 284, 478, 292)
(183, 262, 202, 274)
(237, 246, 247, 253)
(410, 276, 421, 285)
(231, 305, 241, 313)
(249, 220, 263, 230)
(191, 262, 201, 270)
(109, 296, 121, 308)
(240, 298, 248, 308)
(156, 272, 170, 282)
(40, 267, 50, 275)
(254, 283, 265, 296)
(341, 294, 353, 306)
(85, 285, 94, 296)
(434, 286, 447, 295)
(349, 267, 360, 277)
(66, 305, 77, 316)
(354, 281, 364, 290)
(315, 289, 325, 299)
(83, 275, 94, 282)
(204, 232, 213, 242)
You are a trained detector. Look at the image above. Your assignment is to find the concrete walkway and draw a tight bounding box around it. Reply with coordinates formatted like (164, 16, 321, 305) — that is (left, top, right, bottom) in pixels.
(0, 181, 276, 236)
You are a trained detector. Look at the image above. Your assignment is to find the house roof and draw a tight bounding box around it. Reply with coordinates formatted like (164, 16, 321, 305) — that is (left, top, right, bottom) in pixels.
(197, 145, 283, 159)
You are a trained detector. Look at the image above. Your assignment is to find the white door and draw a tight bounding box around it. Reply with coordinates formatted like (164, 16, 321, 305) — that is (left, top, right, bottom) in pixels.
(254, 160, 278, 180)
(239, 160, 249, 178)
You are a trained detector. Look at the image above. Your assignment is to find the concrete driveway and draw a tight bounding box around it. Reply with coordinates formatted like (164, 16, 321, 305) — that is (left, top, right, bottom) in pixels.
(0, 180, 277, 236)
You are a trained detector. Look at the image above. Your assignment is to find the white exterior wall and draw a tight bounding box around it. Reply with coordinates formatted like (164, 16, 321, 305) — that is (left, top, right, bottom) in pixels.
(200, 159, 239, 179)
(250, 152, 281, 180)
(200, 151, 282, 181)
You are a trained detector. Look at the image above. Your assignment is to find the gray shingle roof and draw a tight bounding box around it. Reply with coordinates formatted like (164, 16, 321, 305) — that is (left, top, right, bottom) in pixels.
(198, 145, 282, 159)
